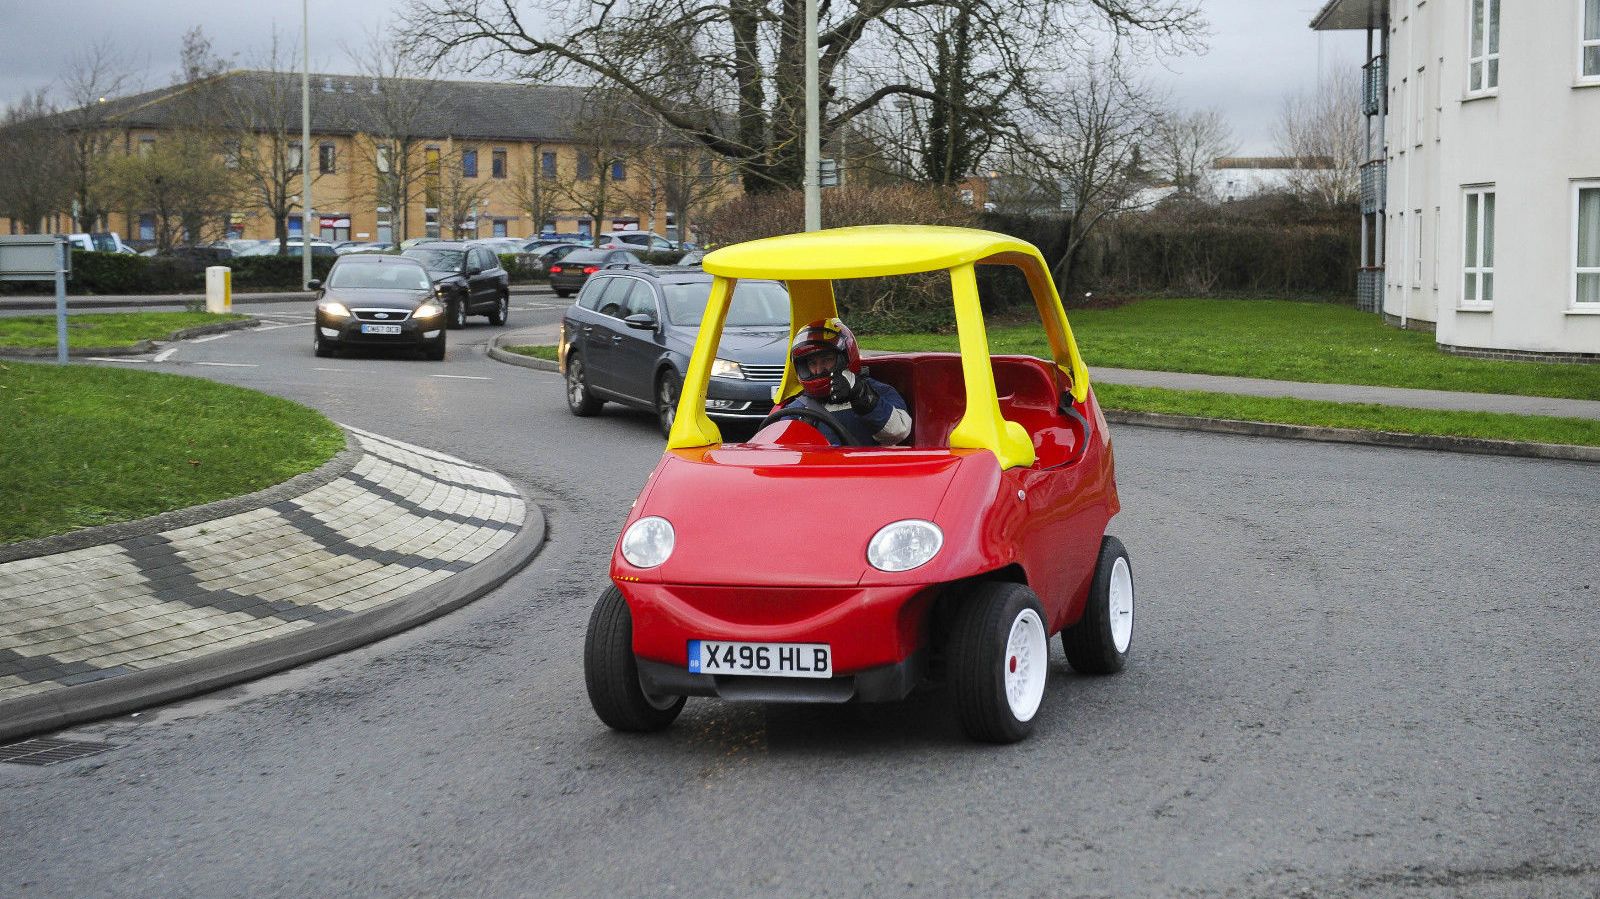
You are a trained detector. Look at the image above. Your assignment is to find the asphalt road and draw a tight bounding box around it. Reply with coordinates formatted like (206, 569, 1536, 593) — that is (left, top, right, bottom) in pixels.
(3, 304, 1598, 897)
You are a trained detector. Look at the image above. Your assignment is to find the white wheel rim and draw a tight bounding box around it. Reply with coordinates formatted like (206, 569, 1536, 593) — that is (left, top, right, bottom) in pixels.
(1003, 608, 1048, 722)
(1109, 556, 1134, 653)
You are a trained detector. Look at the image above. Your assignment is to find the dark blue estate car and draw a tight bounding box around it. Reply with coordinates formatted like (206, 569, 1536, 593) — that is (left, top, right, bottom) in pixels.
(560, 265, 791, 437)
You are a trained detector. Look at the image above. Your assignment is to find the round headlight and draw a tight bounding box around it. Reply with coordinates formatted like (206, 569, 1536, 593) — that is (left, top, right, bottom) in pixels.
(620, 516, 675, 568)
(867, 519, 943, 572)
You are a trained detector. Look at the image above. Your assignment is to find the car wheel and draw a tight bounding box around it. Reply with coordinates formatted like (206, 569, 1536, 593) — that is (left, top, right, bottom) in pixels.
(488, 291, 509, 326)
(655, 369, 682, 439)
(565, 351, 604, 416)
(423, 335, 446, 361)
(584, 585, 685, 732)
(1062, 536, 1134, 675)
(313, 329, 336, 358)
(447, 296, 467, 330)
(555, 288, 573, 298)
(948, 581, 1050, 744)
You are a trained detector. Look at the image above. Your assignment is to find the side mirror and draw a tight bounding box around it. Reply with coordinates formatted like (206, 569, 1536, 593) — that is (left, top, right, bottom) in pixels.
(623, 312, 657, 331)
(306, 279, 322, 291)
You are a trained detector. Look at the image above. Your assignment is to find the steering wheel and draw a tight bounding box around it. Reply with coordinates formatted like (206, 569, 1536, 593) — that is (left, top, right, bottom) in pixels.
(758, 404, 870, 447)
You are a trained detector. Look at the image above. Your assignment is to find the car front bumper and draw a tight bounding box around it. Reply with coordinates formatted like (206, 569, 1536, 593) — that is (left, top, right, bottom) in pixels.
(316, 312, 444, 348)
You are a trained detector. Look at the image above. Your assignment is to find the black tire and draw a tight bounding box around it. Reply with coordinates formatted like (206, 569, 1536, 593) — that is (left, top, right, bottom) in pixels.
(1062, 536, 1134, 675)
(423, 337, 446, 361)
(313, 330, 335, 358)
(947, 581, 1050, 744)
(655, 369, 683, 439)
(555, 288, 573, 298)
(488, 291, 509, 326)
(584, 585, 685, 732)
(447, 296, 467, 330)
(565, 351, 604, 416)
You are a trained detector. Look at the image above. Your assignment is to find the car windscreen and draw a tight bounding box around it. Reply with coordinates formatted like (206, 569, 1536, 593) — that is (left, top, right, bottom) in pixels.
(404, 249, 465, 270)
(663, 281, 789, 327)
(327, 263, 430, 291)
(560, 250, 609, 265)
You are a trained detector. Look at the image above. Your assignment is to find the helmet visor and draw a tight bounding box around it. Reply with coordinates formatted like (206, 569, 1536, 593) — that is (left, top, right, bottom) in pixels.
(794, 347, 842, 380)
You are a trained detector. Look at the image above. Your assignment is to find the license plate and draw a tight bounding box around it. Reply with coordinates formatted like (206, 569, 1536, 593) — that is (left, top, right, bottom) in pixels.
(360, 323, 403, 335)
(688, 640, 831, 678)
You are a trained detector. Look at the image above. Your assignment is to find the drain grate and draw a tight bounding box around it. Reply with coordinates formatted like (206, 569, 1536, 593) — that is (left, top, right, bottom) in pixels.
(0, 737, 117, 766)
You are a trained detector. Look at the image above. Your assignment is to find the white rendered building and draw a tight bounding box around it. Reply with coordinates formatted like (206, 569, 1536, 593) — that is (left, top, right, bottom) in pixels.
(1314, 0, 1600, 360)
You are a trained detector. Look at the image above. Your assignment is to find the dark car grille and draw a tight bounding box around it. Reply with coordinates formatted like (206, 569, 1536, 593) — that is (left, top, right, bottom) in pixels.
(352, 309, 412, 322)
(740, 364, 786, 382)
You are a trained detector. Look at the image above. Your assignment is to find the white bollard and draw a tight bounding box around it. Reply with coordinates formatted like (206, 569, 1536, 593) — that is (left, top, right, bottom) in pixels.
(205, 266, 232, 313)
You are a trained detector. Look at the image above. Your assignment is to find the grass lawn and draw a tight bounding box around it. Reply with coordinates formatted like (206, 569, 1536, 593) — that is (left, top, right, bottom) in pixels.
(863, 298, 1600, 401)
(503, 344, 558, 361)
(1096, 384, 1600, 447)
(0, 361, 344, 543)
(0, 312, 246, 350)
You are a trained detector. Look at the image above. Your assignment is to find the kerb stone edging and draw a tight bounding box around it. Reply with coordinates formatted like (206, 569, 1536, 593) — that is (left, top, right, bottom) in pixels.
(1106, 410, 1600, 463)
(0, 430, 548, 742)
(488, 332, 559, 372)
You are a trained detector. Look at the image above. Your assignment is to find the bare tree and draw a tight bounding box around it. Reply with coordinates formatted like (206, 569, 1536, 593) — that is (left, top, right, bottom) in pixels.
(0, 91, 72, 233)
(97, 139, 236, 251)
(1274, 70, 1362, 208)
(1149, 106, 1234, 197)
(348, 32, 444, 242)
(508, 142, 565, 236)
(56, 40, 140, 231)
(433, 144, 491, 238)
(222, 35, 316, 252)
(555, 90, 646, 245)
(402, 0, 1204, 194)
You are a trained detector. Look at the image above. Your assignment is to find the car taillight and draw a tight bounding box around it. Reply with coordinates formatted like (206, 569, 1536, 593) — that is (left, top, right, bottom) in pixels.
(582, 266, 599, 274)
(549, 265, 562, 274)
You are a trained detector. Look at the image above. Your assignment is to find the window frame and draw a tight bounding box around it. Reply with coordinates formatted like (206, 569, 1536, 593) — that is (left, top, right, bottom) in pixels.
(1466, 0, 1501, 95)
(491, 148, 507, 179)
(318, 142, 336, 175)
(1582, 0, 1600, 82)
(1574, 180, 1600, 307)
(462, 148, 478, 179)
(1461, 185, 1497, 308)
(541, 151, 557, 179)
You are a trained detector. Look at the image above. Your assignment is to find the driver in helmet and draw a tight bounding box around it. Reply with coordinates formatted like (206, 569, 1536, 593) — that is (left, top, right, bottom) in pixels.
(783, 318, 912, 446)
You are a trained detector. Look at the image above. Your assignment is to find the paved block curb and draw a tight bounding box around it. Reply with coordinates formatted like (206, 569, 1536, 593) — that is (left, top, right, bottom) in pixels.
(0, 317, 260, 358)
(488, 332, 559, 372)
(0, 428, 546, 742)
(1105, 409, 1600, 463)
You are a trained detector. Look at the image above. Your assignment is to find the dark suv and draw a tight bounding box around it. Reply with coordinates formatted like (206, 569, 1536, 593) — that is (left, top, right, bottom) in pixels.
(401, 241, 511, 329)
(560, 265, 791, 437)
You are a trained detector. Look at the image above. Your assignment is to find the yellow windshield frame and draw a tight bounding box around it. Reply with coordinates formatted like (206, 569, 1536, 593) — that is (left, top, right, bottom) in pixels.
(665, 225, 1090, 469)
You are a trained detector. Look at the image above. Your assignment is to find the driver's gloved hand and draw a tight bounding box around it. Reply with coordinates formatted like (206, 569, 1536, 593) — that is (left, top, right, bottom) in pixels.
(830, 370, 879, 414)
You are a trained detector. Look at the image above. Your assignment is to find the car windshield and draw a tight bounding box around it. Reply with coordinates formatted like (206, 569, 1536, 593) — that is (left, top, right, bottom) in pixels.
(663, 281, 789, 327)
(327, 263, 430, 290)
(405, 249, 464, 270)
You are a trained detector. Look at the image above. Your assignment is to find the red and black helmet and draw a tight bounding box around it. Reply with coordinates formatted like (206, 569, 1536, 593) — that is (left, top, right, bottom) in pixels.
(790, 318, 861, 399)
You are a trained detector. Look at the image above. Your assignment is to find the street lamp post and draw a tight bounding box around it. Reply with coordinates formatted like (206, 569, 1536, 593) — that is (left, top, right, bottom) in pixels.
(300, 0, 313, 288)
(803, 0, 820, 232)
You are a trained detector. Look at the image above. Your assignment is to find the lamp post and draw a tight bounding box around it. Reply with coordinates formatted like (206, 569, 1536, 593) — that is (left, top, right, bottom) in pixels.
(300, 0, 313, 288)
(803, 0, 820, 231)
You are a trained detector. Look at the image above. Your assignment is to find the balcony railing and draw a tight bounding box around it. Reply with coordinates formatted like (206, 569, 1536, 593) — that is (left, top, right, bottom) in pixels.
(1357, 268, 1384, 313)
(1360, 160, 1387, 214)
(1362, 55, 1386, 117)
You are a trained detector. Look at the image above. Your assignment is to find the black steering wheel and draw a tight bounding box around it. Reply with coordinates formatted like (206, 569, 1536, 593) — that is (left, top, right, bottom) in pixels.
(758, 404, 870, 447)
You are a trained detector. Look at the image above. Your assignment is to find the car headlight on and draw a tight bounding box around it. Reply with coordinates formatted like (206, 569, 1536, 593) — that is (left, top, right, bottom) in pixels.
(414, 301, 444, 318)
(318, 300, 351, 318)
(710, 358, 745, 379)
(620, 516, 675, 568)
(867, 520, 943, 572)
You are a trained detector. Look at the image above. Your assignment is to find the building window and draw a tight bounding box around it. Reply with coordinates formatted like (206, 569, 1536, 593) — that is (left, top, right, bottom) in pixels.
(319, 143, 336, 174)
(462, 148, 478, 178)
(1577, 183, 1600, 304)
(376, 145, 392, 174)
(492, 148, 507, 179)
(541, 151, 556, 179)
(425, 209, 440, 239)
(577, 154, 593, 180)
(138, 213, 155, 241)
(1463, 187, 1496, 304)
(138, 136, 155, 158)
(288, 141, 303, 172)
(492, 219, 508, 237)
(610, 160, 626, 182)
(1584, 0, 1600, 79)
(1468, 0, 1500, 93)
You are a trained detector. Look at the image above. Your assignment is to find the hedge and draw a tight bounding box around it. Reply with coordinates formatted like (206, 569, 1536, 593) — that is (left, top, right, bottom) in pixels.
(0, 251, 338, 295)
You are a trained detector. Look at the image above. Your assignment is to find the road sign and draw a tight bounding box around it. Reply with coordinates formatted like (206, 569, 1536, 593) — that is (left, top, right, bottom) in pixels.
(819, 158, 840, 188)
(0, 235, 71, 364)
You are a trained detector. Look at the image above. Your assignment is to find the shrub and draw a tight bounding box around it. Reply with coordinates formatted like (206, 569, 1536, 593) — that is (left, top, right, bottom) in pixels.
(228, 255, 335, 289)
(498, 253, 545, 283)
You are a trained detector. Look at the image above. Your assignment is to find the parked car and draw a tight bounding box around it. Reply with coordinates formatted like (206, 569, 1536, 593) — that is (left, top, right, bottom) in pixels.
(676, 249, 706, 266)
(524, 233, 586, 251)
(476, 237, 529, 255)
(598, 231, 679, 253)
(309, 254, 447, 360)
(547, 247, 640, 297)
(533, 242, 583, 273)
(581, 225, 1132, 745)
(335, 241, 396, 255)
(65, 232, 136, 254)
(561, 266, 790, 437)
(400, 241, 511, 329)
(237, 239, 337, 258)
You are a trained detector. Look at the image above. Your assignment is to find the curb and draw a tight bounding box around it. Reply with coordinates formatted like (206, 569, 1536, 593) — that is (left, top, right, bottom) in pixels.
(487, 332, 559, 372)
(0, 318, 261, 359)
(0, 430, 547, 742)
(1105, 409, 1600, 463)
(0, 294, 311, 310)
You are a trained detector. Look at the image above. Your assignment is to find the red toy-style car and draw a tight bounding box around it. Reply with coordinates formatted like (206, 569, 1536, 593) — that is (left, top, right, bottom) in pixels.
(584, 225, 1134, 743)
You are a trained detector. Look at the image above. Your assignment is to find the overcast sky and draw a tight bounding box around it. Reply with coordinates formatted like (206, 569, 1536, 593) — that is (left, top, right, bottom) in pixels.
(0, 0, 1364, 154)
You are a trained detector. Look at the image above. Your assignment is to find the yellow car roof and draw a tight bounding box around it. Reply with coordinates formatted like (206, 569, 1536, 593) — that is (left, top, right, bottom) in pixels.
(702, 225, 1041, 280)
